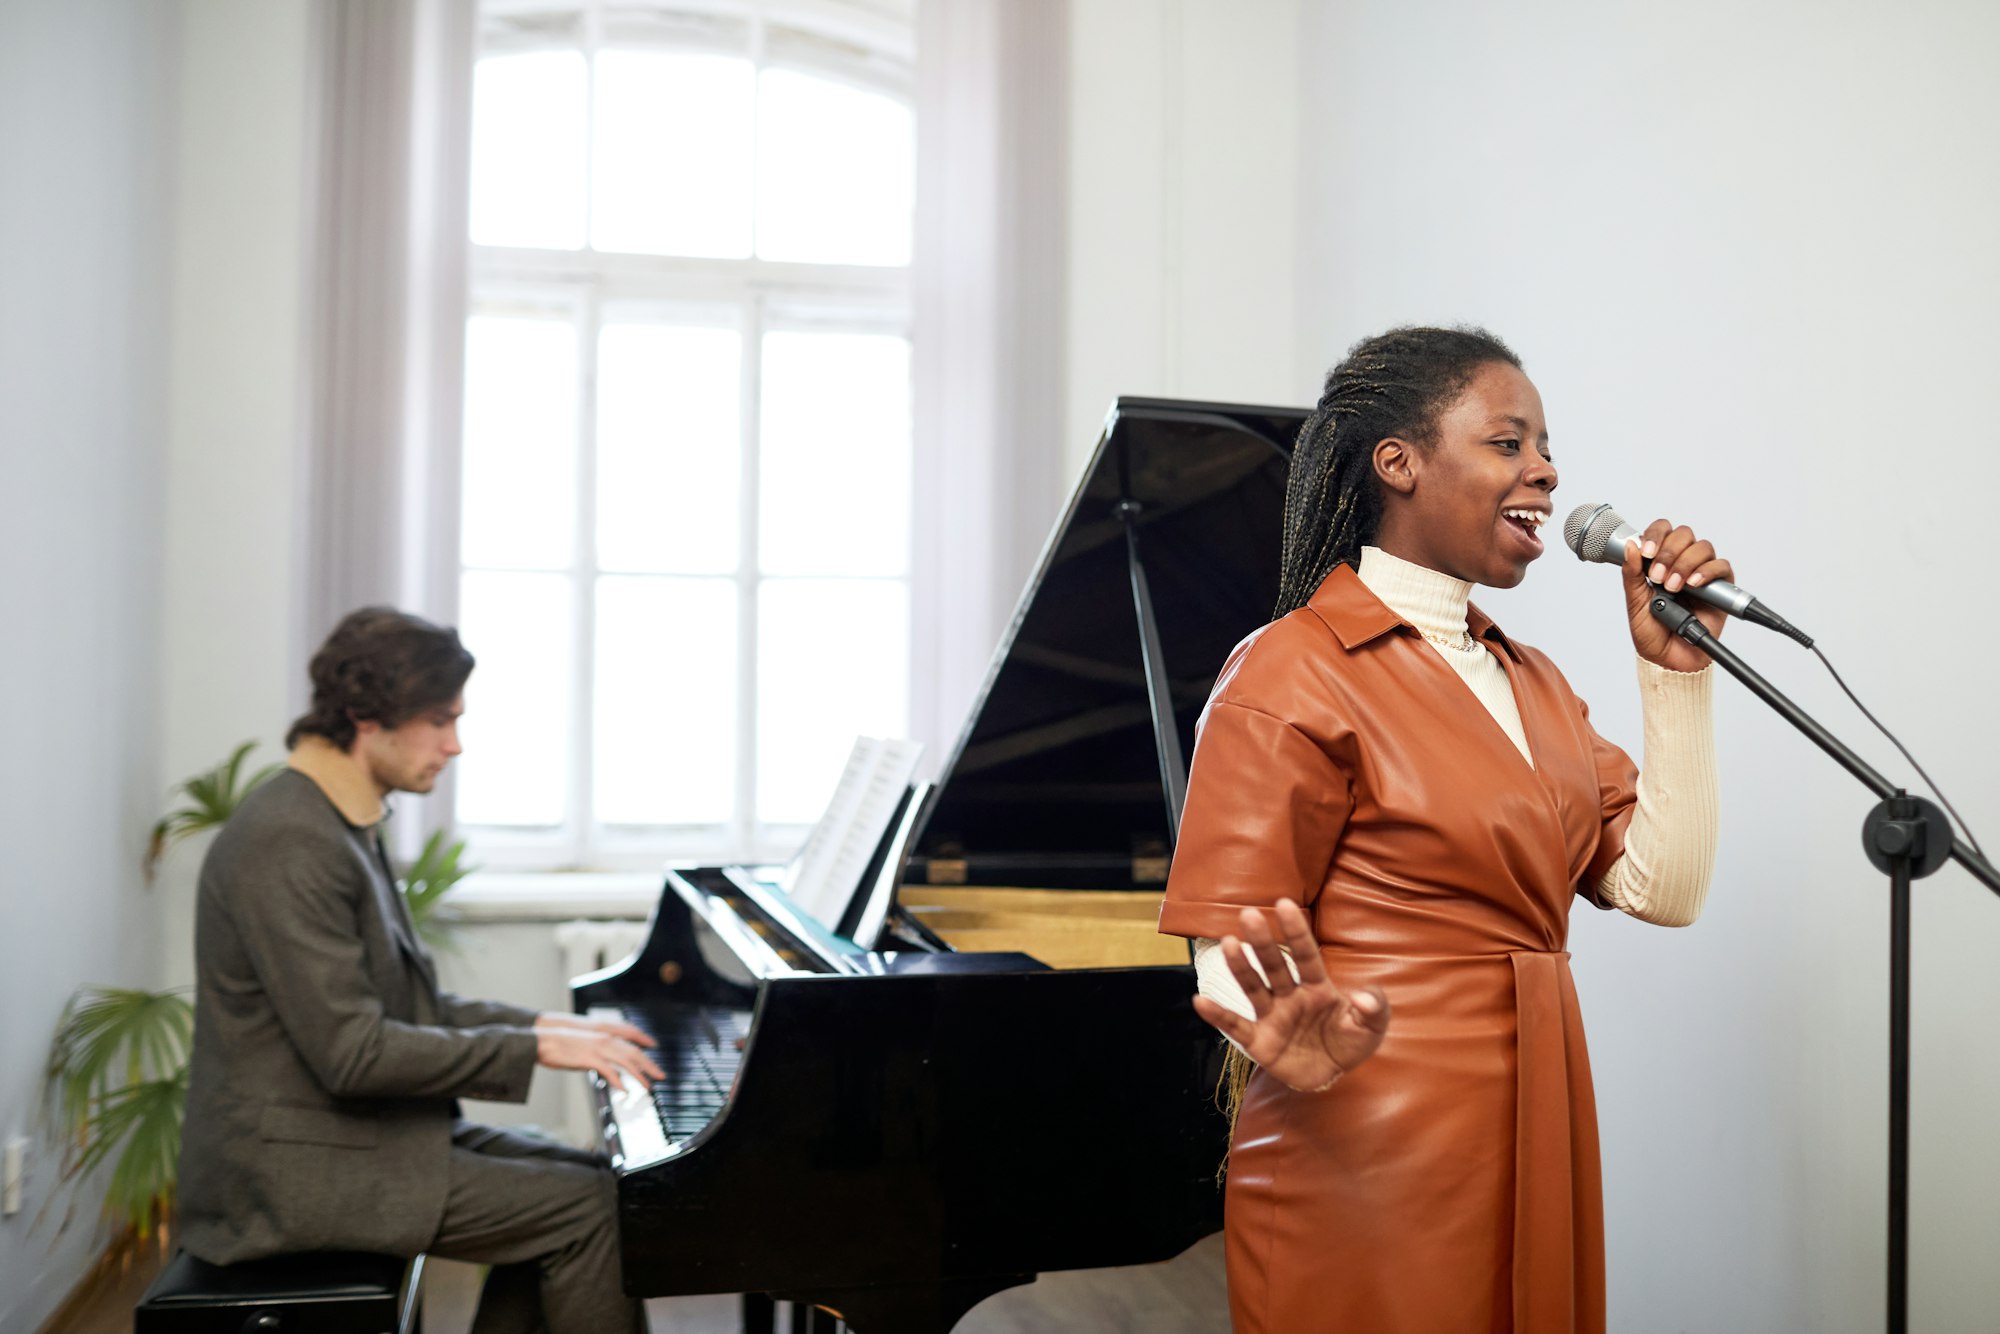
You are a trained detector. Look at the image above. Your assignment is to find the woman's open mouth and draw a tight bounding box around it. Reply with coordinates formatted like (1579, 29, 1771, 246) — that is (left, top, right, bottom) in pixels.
(1502, 507, 1548, 555)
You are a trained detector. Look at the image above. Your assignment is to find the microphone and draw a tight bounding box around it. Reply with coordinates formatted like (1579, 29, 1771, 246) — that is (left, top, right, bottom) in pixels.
(1562, 502, 1813, 648)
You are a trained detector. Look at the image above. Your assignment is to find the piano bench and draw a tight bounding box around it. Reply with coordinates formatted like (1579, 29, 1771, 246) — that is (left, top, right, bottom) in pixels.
(133, 1250, 424, 1334)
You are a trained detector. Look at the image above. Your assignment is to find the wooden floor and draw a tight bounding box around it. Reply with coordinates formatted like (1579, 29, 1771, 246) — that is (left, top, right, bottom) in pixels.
(46, 1234, 1228, 1333)
(36, 1245, 169, 1334)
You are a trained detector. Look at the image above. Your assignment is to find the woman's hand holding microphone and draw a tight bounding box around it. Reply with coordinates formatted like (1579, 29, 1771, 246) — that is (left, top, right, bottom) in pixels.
(1621, 518, 1738, 674)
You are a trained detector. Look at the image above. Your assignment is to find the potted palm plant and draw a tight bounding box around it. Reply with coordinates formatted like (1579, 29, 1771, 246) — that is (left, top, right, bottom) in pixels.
(40, 987, 192, 1248)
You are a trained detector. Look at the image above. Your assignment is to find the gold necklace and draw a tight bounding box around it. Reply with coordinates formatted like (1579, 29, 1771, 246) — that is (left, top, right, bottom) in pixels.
(1418, 627, 1478, 653)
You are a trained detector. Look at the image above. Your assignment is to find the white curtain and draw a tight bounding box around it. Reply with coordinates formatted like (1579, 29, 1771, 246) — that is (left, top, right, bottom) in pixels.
(910, 0, 1071, 762)
(301, 0, 474, 648)
(300, 0, 475, 852)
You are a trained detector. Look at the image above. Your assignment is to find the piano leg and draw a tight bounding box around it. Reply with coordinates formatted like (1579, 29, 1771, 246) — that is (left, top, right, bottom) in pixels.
(742, 1293, 776, 1334)
(778, 1276, 1033, 1334)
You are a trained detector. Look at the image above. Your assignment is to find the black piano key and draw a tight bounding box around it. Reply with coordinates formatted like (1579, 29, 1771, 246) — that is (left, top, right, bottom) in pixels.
(620, 1001, 751, 1143)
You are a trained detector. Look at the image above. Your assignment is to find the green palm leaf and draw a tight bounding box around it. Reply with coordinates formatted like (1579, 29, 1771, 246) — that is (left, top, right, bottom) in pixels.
(44, 989, 192, 1139)
(399, 830, 476, 954)
(146, 740, 281, 876)
(40, 987, 194, 1239)
(73, 1072, 186, 1238)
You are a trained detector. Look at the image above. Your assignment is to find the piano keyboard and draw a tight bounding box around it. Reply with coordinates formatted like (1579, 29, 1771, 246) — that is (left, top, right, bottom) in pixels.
(590, 1003, 753, 1168)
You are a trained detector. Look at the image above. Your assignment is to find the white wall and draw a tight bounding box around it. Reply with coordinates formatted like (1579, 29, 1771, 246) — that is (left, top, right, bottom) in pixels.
(0, 1, 311, 1325)
(153, 0, 314, 990)
(1293, 2, 2000, 1329)
(0, 2, 176, 1327)
(1065, 0, 1304, 474)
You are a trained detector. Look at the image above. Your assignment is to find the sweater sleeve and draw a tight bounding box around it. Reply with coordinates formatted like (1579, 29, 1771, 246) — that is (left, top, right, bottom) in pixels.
(1192, 936, 1300, 1056)
(1593, 657, 1720, 927)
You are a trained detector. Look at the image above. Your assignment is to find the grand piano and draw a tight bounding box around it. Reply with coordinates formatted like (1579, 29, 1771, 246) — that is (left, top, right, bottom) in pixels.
(572, 398, 1305, 1332)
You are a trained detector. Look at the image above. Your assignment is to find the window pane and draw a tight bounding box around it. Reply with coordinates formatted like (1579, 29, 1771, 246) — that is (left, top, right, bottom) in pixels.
(595, 576, 737, 825)
(758, 331, 910, 576)
(756, 69, 913, 266)
(597, 323, 741, 574)
(462, 315, 578, 571)
(456, 571, 573, 827)
(757, 578, 908, 825)
(470, 51, 587, 249)
(592, 50, 756, 258)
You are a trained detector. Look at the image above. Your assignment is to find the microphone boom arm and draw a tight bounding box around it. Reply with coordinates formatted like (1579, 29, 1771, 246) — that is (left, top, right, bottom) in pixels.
(1645, 589, 1999, 893)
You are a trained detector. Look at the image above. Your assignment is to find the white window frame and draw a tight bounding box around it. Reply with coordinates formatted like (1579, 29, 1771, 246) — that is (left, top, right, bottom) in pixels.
(453, 0, 917, 872)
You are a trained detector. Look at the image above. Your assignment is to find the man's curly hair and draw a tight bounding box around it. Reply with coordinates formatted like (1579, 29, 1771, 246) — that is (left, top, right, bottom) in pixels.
(285, 607, 475, 751)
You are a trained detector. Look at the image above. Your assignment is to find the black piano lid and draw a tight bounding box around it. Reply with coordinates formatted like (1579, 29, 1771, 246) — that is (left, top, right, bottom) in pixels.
(906, 396, 1306, 888)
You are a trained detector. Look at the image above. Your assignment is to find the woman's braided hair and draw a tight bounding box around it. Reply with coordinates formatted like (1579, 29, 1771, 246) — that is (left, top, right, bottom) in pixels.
(1273, 325, 1523, 618)
(285, 607, 475, 751)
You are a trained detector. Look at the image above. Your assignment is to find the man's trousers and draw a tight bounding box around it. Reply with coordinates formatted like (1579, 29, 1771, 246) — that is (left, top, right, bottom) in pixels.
(427, 1121, 646, 1334)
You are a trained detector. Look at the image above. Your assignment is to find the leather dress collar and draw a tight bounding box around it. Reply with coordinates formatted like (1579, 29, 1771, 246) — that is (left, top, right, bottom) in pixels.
(1305, 563, 1523, 662)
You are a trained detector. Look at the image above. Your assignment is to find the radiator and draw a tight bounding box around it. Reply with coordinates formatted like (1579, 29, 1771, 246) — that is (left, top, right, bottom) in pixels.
(553, 919, 651, 1145)
(554, 918, 651, 984)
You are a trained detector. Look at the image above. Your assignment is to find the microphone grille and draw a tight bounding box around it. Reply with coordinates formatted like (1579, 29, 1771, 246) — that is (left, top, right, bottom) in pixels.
(1561, 503, 1604, 558)
(1562, 503, 1629, 562)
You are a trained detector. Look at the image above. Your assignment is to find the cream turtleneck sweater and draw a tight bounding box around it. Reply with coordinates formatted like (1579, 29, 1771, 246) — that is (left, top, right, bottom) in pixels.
(1193, 545, 1720, 1014)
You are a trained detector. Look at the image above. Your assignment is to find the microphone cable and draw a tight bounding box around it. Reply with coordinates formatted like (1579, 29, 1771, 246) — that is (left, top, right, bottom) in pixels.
(1803, 640, 1987, 858)
(1573, 502, 1985, 856)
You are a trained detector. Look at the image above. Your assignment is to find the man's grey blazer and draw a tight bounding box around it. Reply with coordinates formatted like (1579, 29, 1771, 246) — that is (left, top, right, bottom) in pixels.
(178, 771, 540, 1263)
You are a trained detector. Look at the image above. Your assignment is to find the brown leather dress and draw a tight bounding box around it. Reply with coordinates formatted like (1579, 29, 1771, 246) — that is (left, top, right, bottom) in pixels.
(1158, 565, 1639, 1334)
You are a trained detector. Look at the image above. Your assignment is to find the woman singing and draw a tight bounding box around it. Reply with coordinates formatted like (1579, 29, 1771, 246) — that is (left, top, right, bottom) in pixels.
(1157, 326, 1725, 1333)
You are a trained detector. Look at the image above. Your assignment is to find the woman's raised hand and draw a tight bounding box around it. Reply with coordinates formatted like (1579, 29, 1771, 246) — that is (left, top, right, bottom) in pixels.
(1193, 899, 1390, 1093)
(1621, 518, 1736, 674)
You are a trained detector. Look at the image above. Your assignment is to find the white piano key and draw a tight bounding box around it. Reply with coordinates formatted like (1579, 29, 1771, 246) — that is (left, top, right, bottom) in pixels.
(590, 1006, 672, 1167)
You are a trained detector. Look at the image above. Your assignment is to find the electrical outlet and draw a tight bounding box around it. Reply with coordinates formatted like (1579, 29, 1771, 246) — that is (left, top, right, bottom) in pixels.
(3, 1136, 27, 1217)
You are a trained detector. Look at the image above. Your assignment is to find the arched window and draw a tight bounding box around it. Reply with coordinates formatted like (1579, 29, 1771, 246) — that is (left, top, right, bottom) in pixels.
(453, 0, 915, 869)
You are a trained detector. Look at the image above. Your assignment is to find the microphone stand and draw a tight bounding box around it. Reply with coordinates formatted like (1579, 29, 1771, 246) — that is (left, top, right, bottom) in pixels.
(1644, 591, 2000, 1334)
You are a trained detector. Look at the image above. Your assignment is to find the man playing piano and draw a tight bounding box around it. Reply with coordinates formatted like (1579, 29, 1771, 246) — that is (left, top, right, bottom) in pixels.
(177, 606, 665, 1334)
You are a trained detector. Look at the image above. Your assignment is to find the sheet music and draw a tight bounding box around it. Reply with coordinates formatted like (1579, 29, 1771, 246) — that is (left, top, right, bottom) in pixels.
(783, 736, 925, 933)
(849, 780, 930, 950)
